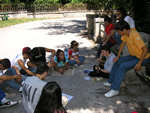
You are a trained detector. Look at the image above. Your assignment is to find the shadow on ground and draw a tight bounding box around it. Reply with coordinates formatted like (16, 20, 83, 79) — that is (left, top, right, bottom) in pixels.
(31, 20, 86, 35)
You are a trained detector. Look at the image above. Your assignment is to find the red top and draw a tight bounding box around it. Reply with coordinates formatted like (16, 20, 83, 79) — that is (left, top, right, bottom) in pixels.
(68, 49, 79, 59)
(105, 23, 116, 44)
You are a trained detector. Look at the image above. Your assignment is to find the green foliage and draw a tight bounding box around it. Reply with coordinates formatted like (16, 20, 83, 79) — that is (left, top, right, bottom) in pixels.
(33, 0, 60, 5)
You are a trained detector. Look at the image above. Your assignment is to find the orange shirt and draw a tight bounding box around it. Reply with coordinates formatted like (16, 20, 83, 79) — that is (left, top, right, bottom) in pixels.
(121, 28, 150, 59)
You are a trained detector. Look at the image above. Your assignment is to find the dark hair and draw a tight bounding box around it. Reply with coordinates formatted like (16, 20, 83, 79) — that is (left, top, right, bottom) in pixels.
(56, 49, 66, 63)
(101, 46, 111, 53)
(117, 7, 127, 21)
(104, 16, 112, 23)
(35, 62, 49, 74)
(70, 40, 76, 48)
(115, 21, 130, 31)
(0, 58, 11, 69)
(34, 82, 66, 113)
(31, 47, 40, 56)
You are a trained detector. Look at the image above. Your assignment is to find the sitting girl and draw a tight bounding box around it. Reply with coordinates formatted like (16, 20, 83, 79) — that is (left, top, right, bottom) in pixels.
(68, 40, 85, 67)
(54, 49, 68, 74)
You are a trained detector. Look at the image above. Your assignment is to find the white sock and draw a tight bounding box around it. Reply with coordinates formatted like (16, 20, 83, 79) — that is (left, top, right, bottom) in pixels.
(1, 98, 7, 104)
(19, 87, 23, 92)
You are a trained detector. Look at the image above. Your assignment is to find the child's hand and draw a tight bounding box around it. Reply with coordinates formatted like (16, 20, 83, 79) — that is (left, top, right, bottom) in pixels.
(76, 59, 80, 64)
(0, 80, 3, 84)
(16, 74, 22, 83)
(58, 68, 65, 73)
(97, 58, 101, 63)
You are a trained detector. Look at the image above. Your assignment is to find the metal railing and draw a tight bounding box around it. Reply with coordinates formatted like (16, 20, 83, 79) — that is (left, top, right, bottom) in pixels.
(0, 4, 95, 13)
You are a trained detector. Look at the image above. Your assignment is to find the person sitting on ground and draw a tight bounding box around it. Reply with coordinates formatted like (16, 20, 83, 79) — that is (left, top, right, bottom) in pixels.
(0, 88, 18, 109)
(34, 82, 67, 113)
(97, 16, 116, 58)
(0, 58, 22, 92)
(28, 47, 55, 68)
(68, 40, 85, 67)
(108, 7, 135, 46)
(12, 47, 36, 76)
(103, 21, 150, 98)
(22, 62, 68, 113)
(84, 46, 116, 81)
(54, 49, 68, 75)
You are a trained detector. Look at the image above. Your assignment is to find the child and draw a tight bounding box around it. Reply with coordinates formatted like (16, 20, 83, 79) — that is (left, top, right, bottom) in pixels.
(84, 46, 116, 81)
(68, 40, 85, 67)
(34, 82, 67, 113)
(0, 89, 18, 109)
(97, 16, 116, 58)
(12, 47, 36, 76)
(104, 21, 150, 98)
(22, 62, 67, 113)
(54, 49, 68, 74)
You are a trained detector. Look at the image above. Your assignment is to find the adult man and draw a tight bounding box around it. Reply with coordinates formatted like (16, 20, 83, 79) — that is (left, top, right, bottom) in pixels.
(28, 47, 55, 68)
(0, 58, 22, 92)
(22, 62, 68, 113)
(12, 47, 36, 76)
(104, 21, 150, 97)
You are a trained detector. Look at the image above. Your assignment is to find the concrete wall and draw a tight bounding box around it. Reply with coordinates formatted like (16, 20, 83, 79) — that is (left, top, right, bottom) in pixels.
(8, 11, 97, 19)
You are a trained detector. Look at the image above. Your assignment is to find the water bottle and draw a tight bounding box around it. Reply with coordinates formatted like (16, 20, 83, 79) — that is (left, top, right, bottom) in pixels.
(64, 49, 69, 58)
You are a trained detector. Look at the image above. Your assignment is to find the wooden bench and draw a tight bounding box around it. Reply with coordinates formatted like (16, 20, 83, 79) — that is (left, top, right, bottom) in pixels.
(0, 13, 9, 21)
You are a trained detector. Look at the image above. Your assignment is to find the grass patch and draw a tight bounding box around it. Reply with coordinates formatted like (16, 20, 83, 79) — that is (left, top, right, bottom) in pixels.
(0, 18, 50, 28)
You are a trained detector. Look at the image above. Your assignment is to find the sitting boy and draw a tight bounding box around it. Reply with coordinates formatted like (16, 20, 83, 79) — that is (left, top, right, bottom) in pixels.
(97, 16, 116, 58)
(12, 47, 36, 76)
(0, 58, 22, 92)
(84, 46, 116, 81)
(104, 21, 150, 97)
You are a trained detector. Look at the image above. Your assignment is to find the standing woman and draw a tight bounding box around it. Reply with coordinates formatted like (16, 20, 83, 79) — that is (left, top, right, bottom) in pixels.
(68, 40, 85, 67)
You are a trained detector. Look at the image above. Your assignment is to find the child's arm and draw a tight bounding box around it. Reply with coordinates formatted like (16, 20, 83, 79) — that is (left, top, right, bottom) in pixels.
(54, 62, 59, 71)
(100, 69, 110, 74)
(64, 62, 68, 71)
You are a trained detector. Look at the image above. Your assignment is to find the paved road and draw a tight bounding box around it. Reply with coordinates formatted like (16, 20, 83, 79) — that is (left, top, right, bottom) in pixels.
(0, 17, 150, 113)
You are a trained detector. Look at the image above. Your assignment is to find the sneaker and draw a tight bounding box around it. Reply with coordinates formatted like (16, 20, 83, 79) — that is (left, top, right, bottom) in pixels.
(73, 64, 78, 67)
(0, 100, 18, 109)
(103, 82, 111, 87)
(91, 77, 103, 82)
(104, 90, 119, 98)
(83, 70, 91, 74)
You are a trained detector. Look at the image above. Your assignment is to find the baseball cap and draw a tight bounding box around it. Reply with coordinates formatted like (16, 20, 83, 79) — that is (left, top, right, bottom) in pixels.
(22, 47, 33, 56)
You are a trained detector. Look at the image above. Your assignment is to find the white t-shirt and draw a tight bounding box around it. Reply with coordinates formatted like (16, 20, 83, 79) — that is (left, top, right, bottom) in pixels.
(104, 52, 116, 72)
(11, 53, 27, 70)
(22, 76, 46, 113)
(124, 16, 135, 29)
